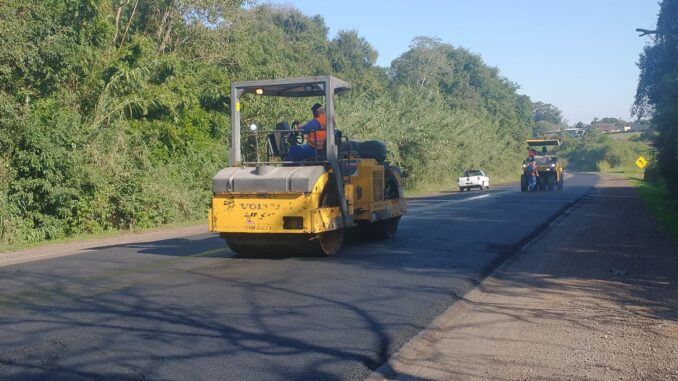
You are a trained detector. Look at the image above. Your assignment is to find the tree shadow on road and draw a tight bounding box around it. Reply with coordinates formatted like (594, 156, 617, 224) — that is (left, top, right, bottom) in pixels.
(375, 176, 678, 381)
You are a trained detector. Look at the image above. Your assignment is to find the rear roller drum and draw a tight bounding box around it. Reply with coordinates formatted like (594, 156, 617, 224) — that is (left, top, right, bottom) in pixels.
(313, 184, 346, 256)
(313, 229, 345, 256)
(374, 217, 400, 239)
(224, 232, 344, 257)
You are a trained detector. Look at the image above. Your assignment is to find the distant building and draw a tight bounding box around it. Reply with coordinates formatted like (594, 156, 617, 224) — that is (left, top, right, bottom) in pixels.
(543, 130, 562, 138)
(590, 123, 619, 133)
(565, 128, 586, 137)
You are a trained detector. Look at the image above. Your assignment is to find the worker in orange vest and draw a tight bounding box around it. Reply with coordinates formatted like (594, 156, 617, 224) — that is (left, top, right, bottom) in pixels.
(285, 103, 327, 161)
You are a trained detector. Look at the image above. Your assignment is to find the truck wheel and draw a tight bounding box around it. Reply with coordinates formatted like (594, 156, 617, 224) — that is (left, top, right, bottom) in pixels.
(520, 175, 527, 192)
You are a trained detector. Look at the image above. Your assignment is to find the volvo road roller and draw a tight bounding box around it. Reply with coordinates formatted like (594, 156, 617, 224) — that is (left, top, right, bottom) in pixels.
(208, 76, 406, 256)
(520, 139, 564, 192)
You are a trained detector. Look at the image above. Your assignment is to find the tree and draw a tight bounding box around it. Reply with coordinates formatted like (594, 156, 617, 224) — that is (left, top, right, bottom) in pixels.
(596, 117, 627, 127)
(389, 36, 452, 90)
(329, 30, 377, 72)
(534, 120, 559, 137)
(327, 30, 386, 93)
(634, 0, 678, 194)
(533, 101, 563, 125)
(0, 1, 538, 245)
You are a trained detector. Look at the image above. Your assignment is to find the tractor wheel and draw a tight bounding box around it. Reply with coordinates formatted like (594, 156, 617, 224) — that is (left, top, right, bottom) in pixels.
(547, 176, 555, 192)
(520, 175, 528, 192)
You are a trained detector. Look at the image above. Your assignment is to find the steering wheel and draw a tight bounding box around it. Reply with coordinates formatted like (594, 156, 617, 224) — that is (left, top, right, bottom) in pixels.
(291, 120, 304, 144)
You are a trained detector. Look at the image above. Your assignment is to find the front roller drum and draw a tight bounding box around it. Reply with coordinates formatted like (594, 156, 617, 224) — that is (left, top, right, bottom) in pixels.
(223, 231, 345, 257)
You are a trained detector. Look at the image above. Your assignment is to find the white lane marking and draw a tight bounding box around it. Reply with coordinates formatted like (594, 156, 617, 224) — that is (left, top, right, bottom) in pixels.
(408, 193, 492, 212)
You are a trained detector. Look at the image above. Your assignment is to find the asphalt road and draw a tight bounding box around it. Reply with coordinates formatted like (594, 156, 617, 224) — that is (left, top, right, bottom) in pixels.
(0, 172, 598, 381)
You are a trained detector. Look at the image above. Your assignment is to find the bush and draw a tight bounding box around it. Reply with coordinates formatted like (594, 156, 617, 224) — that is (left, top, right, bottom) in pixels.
(560, 133, 650, 173)
(0, 1, 533, 246)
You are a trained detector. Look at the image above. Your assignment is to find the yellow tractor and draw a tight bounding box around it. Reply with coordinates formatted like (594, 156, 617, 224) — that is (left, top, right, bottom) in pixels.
(521, 139, 564, 192)
(208, 76, 406, 256)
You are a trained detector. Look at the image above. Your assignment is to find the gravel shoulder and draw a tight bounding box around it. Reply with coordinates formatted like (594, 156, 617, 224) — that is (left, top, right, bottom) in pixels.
(368, 173, 678, 381)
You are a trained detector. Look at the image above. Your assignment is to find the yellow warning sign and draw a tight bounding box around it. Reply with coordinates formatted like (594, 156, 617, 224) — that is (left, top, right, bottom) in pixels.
(635, 156, 648, 169)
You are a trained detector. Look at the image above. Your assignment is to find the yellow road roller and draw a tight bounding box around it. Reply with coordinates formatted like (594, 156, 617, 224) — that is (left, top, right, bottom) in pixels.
(208, 76, 406, 255)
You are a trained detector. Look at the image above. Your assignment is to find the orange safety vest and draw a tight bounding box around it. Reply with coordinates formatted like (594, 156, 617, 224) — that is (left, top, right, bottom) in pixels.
(308, 114, 327, 150)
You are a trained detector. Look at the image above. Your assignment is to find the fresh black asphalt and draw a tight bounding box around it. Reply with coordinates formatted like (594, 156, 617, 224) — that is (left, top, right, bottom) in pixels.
(0, 173, 599, 381)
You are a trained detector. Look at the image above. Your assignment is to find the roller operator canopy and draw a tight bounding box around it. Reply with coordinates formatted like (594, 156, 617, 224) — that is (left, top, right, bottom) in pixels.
(527, 139, 561, 147)
(232, 76, 351, 98)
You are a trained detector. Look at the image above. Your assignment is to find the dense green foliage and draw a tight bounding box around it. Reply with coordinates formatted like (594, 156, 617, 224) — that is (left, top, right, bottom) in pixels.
(0, 1, 533, 246)
(634, 0, 678, 195)
(532, 101, 565, 137)
(558, 131, 650, 173)
(636, 178, 678, 242)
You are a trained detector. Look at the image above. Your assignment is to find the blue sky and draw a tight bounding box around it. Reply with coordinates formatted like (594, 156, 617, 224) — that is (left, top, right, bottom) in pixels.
(269, 0, 660, 124)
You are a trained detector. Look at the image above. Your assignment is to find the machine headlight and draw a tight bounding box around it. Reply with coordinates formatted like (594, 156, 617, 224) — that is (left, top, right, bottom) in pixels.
(550, 163, 556, 168)
(522, 164, 527, 168)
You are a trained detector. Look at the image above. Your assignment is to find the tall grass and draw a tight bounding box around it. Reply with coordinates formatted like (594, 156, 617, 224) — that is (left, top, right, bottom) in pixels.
(636, 177, 678, 242)
(560, 133, 650, 174)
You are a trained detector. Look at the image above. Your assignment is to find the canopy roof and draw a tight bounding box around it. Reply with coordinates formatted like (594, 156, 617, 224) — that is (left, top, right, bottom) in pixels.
(232, 76, 351, 98)
(527, 139, 561, 147)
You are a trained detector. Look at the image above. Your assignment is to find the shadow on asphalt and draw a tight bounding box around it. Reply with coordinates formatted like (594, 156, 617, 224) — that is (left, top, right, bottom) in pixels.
(370, 177, 678, 381)
(0, 176, 612, 381)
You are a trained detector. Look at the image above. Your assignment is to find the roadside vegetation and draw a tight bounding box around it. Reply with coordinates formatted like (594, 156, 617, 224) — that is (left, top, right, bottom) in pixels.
(558, 131, 650, 174)
(529, 101, 650, 175)
(0, 1, 533, 246)
(608, 131, 642, 141)
(634, 0, 678, 195)
(636, 176, 678, 241)
(631, 0, 678, 239)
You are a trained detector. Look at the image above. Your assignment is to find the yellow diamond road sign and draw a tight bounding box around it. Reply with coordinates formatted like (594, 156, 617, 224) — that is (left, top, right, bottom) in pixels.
(636, 156, 648, 169)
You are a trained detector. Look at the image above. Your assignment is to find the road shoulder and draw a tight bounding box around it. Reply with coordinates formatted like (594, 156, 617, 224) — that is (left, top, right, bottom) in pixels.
(0, 225, 209, 267)
(368, 173, 678, 381)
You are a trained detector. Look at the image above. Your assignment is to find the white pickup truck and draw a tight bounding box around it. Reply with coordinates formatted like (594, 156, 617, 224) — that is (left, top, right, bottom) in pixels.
(458, 169, 490, 192)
